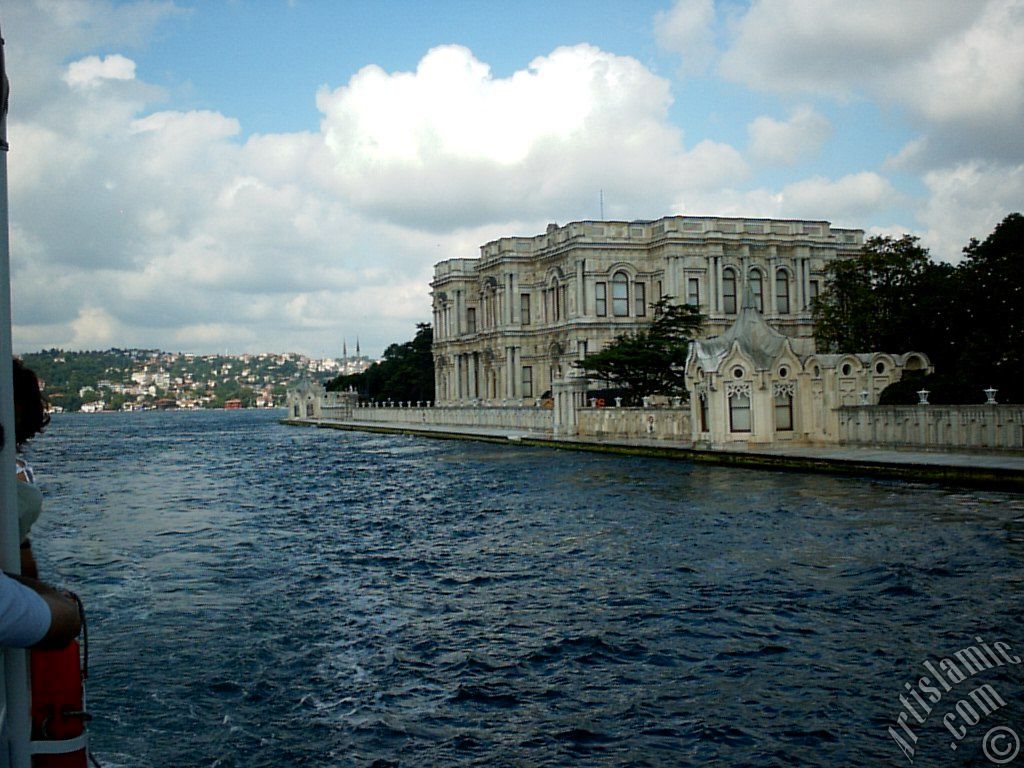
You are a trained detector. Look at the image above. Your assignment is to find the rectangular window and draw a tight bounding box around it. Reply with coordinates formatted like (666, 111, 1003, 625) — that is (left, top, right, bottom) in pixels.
(595, 282, 607, 317)
(522, 366, 533, 398)
(729, 392, 751, 432)
(775, 272, 790, 315)
(466, 307, 477, 334)
(612, 278, 629, 317)
(634, 282, 646, 316)
(520, 293, 531, 325)
(774, 392, 793, 431)
(808, 279, 820, 305)
(699, 396, 708, 433)
(656, 280, 663, 303)
(723, 270, 737, 314)
(687, 277, 700, 307)
(750, 272, 764, 313)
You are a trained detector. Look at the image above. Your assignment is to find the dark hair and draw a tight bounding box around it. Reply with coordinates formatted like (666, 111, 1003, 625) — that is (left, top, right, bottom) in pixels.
(13, 358, 49, 445)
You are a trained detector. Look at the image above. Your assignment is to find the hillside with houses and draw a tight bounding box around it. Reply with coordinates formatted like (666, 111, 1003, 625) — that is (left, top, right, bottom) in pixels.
(19, 348, 372, 412)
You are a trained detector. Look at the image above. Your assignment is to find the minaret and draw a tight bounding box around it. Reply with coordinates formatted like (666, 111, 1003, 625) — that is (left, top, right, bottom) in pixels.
(342, 339, 348, 373)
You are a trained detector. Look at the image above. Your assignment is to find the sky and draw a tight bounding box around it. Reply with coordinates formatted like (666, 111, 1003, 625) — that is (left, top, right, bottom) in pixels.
(2, 0, 1022, 359)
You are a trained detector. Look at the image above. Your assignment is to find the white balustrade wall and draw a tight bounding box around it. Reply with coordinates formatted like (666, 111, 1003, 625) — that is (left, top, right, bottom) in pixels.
(577, 406, 691, 442)
(305, 389, 1024, 454)
(837, 405, 1024, 451)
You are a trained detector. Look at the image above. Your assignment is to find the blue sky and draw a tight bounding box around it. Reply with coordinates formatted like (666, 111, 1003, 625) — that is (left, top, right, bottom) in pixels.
(3, 0, 1022, 357)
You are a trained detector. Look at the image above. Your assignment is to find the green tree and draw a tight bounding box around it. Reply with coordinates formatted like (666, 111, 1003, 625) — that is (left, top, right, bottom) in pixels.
(812, 234, 956, 360)
(573, 297, 703, 404)
(813, 215, 1023, 403)
(956, 213, 1024, 401)
(327, 323, 434, 403)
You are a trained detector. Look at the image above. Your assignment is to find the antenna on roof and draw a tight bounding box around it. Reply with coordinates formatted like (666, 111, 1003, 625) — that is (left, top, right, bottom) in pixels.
(599, 189, 604, 221)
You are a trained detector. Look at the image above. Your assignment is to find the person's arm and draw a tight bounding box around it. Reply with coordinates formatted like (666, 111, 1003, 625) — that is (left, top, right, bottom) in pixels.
(20, 539, 38, 579)
(3, 572, 81, 648)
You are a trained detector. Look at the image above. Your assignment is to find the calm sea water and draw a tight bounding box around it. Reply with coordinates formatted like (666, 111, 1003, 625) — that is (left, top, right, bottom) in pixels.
(24, 410, 1024, 767)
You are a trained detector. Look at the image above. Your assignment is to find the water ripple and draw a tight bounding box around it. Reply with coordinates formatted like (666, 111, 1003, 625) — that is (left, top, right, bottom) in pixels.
(23, 410, 1024, 767)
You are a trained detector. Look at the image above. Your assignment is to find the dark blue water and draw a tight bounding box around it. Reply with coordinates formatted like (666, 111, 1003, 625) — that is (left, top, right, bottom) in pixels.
(25, 410, 1024, 766)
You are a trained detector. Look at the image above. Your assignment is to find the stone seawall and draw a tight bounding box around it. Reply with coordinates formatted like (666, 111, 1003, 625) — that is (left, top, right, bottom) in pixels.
(323, 404, 553, 433)
(837, 405, 1024, 452)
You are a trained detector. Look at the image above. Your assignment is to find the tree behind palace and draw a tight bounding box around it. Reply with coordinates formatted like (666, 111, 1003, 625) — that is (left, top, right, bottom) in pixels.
(813, 213, 1023, 404)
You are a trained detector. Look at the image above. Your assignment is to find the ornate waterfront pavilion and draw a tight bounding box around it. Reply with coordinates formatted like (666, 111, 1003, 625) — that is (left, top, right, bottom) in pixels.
(430, 215, 865, 405)
(684, 288, 930, 445)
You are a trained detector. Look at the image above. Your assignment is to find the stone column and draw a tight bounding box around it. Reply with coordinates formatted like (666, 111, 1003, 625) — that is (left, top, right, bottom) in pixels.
(796, 246, 811, 310)
(505, 273, 514, 326)
(739, 245, 750, 294)
(575, 259, 585, 317)
(794, 254, 805, 311)
(512, 346, 520, 398)
(510, 273, 520, 324)
(712, 251, 723, 314)
(506, 346, 515, 398)
(553, 375, 588, 436)
(765, 245, 778, 319)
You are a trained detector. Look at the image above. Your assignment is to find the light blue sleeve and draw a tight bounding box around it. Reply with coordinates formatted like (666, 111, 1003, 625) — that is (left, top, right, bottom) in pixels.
(0, 572, 50, 647)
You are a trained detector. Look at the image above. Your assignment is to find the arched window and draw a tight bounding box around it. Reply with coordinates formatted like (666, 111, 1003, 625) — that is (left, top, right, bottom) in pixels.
(775, 269, 790, 314)
(551, 277, 561, 321)
(774, 391, 793, 431)
(722, 268, 737, 314)
(728, 388, 751, 432)
(612, 271, 629, 317)
(749, 269, 763, 313)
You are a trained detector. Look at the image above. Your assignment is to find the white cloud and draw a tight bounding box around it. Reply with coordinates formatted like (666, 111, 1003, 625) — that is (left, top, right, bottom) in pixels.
(11, 0, 1012, 358)
(720, 0, 1024, 162)
(778, 172, 902, 222)
(719, 0, 983, 97)
(314, 43, 746, 231)
(69, 306, 124, 348)
(654, 0, 718, 74)
(747, 106, 831, 165)
(63, 54, 136, 88)
(675, 171, 901, 228)
(919, 162, 1024, 261)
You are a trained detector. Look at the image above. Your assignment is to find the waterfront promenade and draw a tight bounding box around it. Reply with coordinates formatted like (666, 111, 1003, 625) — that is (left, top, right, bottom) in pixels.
(284, 416, 1024, 491)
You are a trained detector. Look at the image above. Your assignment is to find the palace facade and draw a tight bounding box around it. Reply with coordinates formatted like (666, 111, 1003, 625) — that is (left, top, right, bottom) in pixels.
(430, 215, 865, 405)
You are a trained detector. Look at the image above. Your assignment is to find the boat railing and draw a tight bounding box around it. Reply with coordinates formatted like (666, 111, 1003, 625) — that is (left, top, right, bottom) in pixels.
(0, 22, 33, 768)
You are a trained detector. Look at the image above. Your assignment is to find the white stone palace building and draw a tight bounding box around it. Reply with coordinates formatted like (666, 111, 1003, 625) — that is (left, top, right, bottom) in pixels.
(431, 215, 865, 405)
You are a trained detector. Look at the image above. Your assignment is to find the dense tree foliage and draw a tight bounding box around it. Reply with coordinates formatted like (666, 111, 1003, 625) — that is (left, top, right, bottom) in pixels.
(812, 235, 955, 357)
(327, 323, 434, 403)
(21, 349, 143, 412)
(814, 213, 1024, 403)
(573, 297, 703, 404)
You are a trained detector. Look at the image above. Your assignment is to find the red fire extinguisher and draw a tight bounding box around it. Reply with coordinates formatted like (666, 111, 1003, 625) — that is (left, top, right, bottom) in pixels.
(29, 593, 91, 767)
